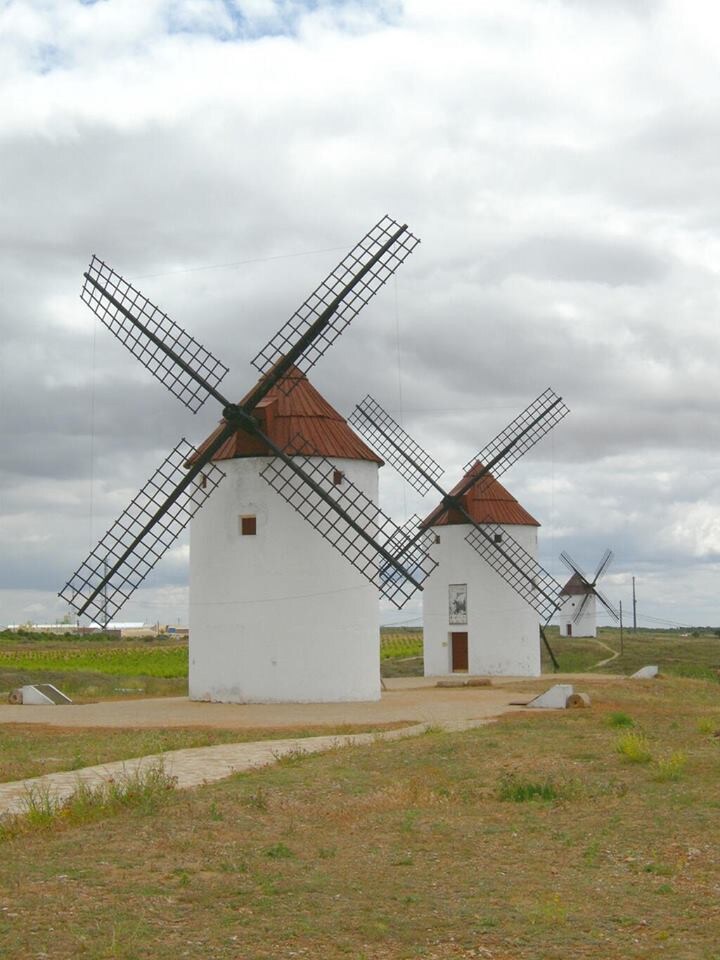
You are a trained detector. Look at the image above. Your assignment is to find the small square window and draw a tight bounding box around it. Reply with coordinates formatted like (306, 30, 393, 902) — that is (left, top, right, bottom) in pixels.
(240, 515, 257, 536)
(493, 532, 503, 544)
(199, 474, 208, 489)
(435, 534, 441, 544)
(333, 470, 344, 486)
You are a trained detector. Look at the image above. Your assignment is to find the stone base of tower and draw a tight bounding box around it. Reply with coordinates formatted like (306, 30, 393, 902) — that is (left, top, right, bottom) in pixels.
(188, 457, 381, 703)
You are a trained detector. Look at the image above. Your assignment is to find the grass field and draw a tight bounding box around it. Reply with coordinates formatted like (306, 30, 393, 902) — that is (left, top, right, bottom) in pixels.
(0, 722, 407, 785)
(542, 627, 720, 682)
(1, 625, 718, 700)
(2, 674, 720, 958)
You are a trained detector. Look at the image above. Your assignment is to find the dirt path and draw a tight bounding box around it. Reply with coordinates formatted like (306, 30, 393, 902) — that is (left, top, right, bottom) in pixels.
(0, 678, 526, 729)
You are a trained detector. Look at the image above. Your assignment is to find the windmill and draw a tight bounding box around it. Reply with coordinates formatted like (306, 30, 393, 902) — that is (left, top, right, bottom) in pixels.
(557, 549, 620, 638)
(348, 389, 569, 676)
(60, 216, 438, 702)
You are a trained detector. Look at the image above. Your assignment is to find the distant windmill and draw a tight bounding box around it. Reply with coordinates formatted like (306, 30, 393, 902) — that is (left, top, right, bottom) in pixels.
(558, 549, 620, 638)
(349, 389, 569, 675)
(60, 217, 438, 702)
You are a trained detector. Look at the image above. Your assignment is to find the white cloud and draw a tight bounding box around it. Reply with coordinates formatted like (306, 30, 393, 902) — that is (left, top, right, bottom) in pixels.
(3, 0, 720, 627)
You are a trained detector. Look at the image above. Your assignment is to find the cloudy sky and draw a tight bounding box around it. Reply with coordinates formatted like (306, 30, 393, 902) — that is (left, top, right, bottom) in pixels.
(3, 0, 720, 630)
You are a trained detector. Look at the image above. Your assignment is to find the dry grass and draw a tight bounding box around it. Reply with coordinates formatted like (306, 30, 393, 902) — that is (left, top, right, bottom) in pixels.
(1, 675, 720, 958)
(0, 722, 407, 784)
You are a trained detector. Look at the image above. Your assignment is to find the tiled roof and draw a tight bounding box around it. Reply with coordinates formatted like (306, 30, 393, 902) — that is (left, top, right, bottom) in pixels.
(188, 366, 382, 465)
(421, 462, 540, 528)
(560, 572, 591, 596)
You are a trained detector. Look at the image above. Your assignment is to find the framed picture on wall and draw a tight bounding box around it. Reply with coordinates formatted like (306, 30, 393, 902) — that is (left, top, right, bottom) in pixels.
(448, 583, 467, 624)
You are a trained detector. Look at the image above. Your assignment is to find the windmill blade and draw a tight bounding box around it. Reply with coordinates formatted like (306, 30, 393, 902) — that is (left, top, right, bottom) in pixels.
(379, 515, 435, 581)
(60, 440, 226, 623)
(591, 549, 614, 585)
(81, 256, 230, 413)
(251, 216, 419, 393)
(463, 388, 569, 485)
(464, 523, 562, 622)
(572, 590, 593, 624)
(594, 586, 620, 622)
(559, 549, 589, 584)
(348, 395, 444, 496)
(259, 436, 437, 608)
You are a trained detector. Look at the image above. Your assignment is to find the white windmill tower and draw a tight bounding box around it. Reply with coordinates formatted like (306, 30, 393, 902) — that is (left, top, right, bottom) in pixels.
(557, 550, 619, 638)
(60, 217, 438, 702)
(349, 390, 569, 678)
(187, 367, 386, 702)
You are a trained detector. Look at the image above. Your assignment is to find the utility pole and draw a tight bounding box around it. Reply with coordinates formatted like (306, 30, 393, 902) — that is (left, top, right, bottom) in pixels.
(619, 600, 624, 656)
(632, 577, 637, 630)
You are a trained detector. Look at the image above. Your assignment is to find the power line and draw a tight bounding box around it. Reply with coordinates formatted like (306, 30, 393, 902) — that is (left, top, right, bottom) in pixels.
(131, 245, 348, 281)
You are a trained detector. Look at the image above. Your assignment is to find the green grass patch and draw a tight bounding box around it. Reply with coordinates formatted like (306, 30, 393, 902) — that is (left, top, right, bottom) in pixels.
(605, 711, 635, 728)
(0, 644, 188, 677)
(498, 773, 562, 802)
(380, 628, 423, 660)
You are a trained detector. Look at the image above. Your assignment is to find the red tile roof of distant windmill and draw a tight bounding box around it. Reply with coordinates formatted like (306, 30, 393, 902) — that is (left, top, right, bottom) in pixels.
(560, 572, 591, 596)
(420, 462, 540, 528)
(187, 366, 382, 465)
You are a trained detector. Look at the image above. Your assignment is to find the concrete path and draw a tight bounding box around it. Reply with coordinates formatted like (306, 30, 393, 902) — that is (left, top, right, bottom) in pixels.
(0, 716, 493, 819)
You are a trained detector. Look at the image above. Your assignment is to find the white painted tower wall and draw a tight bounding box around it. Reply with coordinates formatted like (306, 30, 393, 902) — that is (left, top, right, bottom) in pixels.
(189, 456, 380, 702)
(558, 594, 597, 638)
(423, 524, 541, 677)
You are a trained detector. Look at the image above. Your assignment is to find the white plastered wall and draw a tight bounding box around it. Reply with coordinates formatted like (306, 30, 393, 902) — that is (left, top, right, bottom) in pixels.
(189, 456, 380, 702)
(423, 523, 541, 677)
(558, 593, 597, 637)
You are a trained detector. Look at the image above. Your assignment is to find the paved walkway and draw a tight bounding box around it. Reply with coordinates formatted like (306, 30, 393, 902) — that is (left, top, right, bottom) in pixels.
(0, 717, 496, 819)
(0, 678, 539, 819)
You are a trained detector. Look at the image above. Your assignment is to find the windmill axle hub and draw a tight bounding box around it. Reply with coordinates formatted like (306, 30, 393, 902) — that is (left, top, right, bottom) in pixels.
(223, 404, 258, 434)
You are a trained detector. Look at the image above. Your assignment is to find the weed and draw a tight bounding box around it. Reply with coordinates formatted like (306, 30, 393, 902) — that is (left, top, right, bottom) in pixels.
(423, 723, 444, 735)
(0, 761, 176, 841)
(209, 801, 224, 821)
(643, 862, 673, 876)
(583, 840, 601, 866)
(697, 717, 719, 735)
(498, 774, 560, 802)
(606, 711, 634, 728)
(242, 787, 269, 811)
(615, 731, 652, 764)
(654, 751, 687, 782)
(272, 745, 308, 765)
(265, 842, 294, 859)
(19, 783, 58, 829)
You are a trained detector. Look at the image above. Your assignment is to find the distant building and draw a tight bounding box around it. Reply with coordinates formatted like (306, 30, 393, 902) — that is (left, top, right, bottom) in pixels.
(558, 574, 598, 637)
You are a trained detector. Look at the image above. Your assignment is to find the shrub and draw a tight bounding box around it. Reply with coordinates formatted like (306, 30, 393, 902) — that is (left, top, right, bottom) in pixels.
(654, 751, 687, 782)
(615, 732, 652, 764)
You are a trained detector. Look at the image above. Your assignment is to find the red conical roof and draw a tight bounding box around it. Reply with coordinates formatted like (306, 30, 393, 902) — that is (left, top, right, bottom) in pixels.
(421, 462, 540, 528)
(189, 367, 382, 464)
(560, 572, 591, 596)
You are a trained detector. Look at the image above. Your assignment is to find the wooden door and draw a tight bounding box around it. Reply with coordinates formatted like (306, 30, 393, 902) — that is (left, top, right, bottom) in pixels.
(451, 632, 469, 672)
(566, 623, 573, 637)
